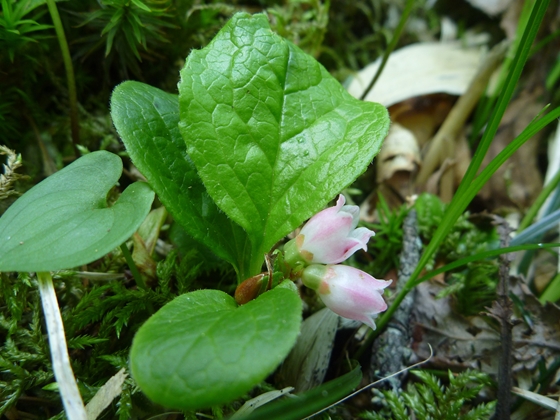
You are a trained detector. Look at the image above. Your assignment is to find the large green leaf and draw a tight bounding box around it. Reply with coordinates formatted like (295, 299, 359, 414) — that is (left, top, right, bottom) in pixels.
(178, 12, 389, 273)
(129, 282, 302, 410)
(0, 151, 154, 272)
(111, 81, 252, 278)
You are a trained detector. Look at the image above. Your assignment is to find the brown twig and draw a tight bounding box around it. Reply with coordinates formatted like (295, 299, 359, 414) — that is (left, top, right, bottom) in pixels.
(486, 217, 514, 420)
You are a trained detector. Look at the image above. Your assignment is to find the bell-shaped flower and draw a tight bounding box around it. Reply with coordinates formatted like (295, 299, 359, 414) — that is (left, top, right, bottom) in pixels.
(284, 195, 374, 267)
(301, 264, 391, 329)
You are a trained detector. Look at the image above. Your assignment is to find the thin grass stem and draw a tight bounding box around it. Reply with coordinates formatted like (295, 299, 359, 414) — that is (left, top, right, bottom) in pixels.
(413, 242, 560, 287)
(120, 243, 147, 290)
(359, 0, 414, 100)
(45, 0, 80, 156)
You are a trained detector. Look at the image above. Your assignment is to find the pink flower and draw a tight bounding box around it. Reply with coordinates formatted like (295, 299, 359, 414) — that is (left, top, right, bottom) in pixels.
(302, 264, 391, 329)
(285, 195, 374, 266)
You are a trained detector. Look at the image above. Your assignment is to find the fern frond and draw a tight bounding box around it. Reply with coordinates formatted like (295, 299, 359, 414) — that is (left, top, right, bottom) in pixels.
(67, 335, 109, 350)
(363, 369, 496, 420)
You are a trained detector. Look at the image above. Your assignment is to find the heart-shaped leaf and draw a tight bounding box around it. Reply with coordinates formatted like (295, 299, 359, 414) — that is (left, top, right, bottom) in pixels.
(179, 12, 389, 271)
(111, 81, 252, 279)
(0, 151, 154, 272)
(129, 282, 302, 410)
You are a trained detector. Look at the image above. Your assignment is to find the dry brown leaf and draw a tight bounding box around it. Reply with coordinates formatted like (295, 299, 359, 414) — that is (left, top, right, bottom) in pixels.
(423, 131, 471, 202)
(347, 42, 487, 107)
(360, 183, 405, 223)
(454, 133, 472, 186)
(359, 124, 420, 221)
(414, 41, 507, 189)
(85, 368, 127, 420)
(533, 252, 558, 294)
(425, 158, 454, 198)
(389, 94, 456, 147)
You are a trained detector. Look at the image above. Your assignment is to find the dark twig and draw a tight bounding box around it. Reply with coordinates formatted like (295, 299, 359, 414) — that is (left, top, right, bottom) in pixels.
(487, 217, 514, 420)
(370, 209, 420, 390)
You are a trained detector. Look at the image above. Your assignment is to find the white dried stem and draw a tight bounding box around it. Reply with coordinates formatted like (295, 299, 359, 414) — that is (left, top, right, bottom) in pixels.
(37, 271, 87, 420)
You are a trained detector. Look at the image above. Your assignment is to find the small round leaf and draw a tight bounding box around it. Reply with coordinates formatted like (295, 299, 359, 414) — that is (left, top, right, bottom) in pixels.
(129, 284, 302, 410)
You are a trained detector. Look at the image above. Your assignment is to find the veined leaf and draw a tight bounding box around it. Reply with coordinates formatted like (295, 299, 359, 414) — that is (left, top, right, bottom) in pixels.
(111, 81, 252, 278)
(178, 12, 389, 275)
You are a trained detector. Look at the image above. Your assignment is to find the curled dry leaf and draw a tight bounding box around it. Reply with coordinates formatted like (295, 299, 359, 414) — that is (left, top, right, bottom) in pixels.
(425, 158, 455, 200)
(454, 133, 471, 187)
(85, 368, 127, 420)
(377, 123, 421, 183)
(361, 124, 420, 221)
(424, 131, 471, 202)
(277, 307, 339, 392)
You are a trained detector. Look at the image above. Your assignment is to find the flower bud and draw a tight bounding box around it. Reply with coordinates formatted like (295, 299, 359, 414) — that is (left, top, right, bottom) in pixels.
(285, 195, 374, 267)
(302, 264, 391, 329)
(234, 273, 266, 305)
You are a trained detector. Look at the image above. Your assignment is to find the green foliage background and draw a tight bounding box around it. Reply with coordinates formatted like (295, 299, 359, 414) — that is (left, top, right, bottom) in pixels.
(0, 0, 509, 418)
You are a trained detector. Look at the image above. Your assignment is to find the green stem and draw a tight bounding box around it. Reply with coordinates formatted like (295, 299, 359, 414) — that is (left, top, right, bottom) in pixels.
(120, 243, 148, 290)
(359, 0, 414, 100)
(37, 271, 86, 420)
(46, 0, 80, 156)
(540, 271, 560, 303)
(456, 0, 549, 201)
(413, 242, 560, 287)
(469, 0, 536, 144)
